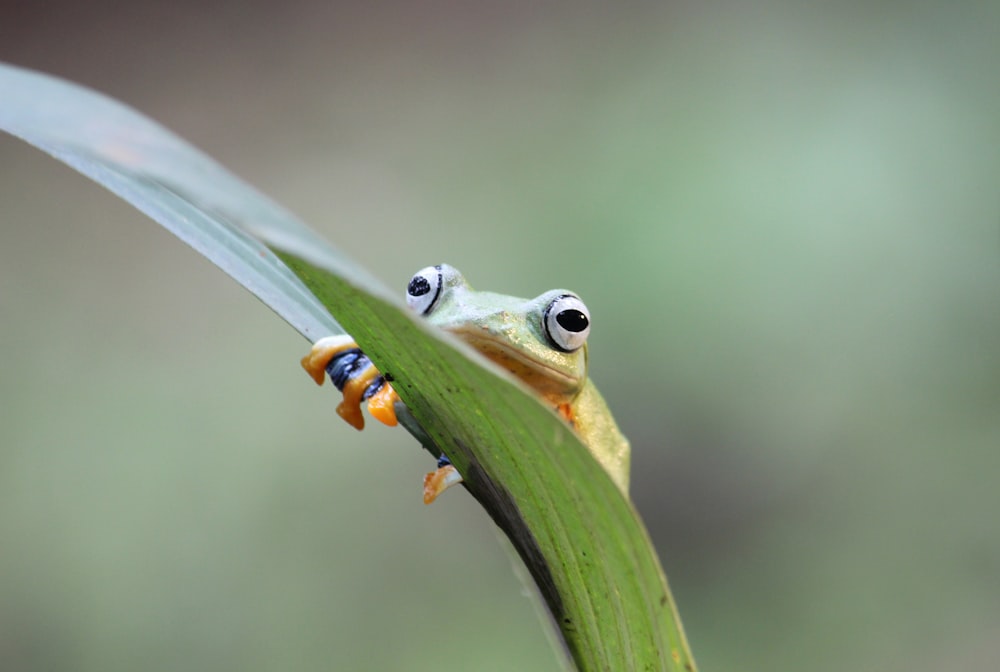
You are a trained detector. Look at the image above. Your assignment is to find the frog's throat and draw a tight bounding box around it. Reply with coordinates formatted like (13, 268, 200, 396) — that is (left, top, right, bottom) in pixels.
(445, 327, 584, 402)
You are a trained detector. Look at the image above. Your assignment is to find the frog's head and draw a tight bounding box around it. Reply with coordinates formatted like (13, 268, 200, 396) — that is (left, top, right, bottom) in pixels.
(405, 264, 590, 403)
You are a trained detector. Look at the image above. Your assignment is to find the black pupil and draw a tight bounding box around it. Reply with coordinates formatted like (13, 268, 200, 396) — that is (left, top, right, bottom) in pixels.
(556, 309, 588, 333)
(408, 276, 431, 297)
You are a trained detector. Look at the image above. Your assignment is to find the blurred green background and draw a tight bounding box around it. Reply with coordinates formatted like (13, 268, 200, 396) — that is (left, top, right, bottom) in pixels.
(2, 2, 998, 670)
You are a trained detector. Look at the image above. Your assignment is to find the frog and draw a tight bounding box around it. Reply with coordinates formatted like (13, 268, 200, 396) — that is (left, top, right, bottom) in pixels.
(300, 264, 630, 504)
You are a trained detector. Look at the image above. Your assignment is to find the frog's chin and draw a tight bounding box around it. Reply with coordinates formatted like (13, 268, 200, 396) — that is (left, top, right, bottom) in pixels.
(446, 328, 584, 400)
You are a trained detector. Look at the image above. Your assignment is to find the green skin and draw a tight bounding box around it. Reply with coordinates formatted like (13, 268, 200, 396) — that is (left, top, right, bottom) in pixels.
(412, 265, 630, 493)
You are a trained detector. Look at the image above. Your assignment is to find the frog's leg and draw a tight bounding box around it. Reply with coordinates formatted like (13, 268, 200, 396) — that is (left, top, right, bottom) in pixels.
(301, 335, 400, 430)
(304, 336, 463, 503)
(422, 454, 463, 505)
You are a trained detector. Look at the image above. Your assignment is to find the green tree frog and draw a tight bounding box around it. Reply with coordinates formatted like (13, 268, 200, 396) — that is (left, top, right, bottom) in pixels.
(301, 264, 630, 503)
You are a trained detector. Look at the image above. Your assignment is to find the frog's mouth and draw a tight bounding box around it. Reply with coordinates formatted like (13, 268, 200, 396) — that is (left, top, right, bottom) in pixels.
(445, 327, 583, 401)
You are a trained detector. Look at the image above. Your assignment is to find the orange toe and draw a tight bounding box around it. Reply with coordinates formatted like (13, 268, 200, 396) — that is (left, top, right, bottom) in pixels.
(301, 335, 358, 386)
(422, 464, 463, 504)
(367, 383, 399, 427)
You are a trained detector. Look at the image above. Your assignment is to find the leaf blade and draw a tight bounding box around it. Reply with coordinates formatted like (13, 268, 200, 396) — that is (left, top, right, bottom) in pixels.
(1, 62, 697, 672)
(276, 253, 696, 671)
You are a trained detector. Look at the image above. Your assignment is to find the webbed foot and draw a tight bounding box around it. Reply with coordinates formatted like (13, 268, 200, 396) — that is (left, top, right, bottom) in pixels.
(305, 336, 462, 504)
(301, 335, 400, 429)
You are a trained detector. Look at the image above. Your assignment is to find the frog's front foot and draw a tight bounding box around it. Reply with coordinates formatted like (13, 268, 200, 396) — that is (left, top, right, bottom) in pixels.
(422, 454, 464, 505)
(301, 335, 400, 430)
(304, 336, 463, 504)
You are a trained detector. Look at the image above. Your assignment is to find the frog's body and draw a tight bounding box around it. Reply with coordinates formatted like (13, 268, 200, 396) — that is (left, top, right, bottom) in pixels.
(301, 264, 630, 503)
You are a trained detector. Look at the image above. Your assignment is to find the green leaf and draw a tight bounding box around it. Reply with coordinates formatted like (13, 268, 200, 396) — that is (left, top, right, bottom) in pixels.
(0, 62, 697, 672)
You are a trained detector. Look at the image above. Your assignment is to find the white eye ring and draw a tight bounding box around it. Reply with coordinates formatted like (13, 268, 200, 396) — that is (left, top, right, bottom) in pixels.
(543, 294, 590, 352)
(406, 265, 444, 315)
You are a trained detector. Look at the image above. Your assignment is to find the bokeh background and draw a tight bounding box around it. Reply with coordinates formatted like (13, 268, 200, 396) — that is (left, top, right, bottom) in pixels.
(2, 2, 998, 670)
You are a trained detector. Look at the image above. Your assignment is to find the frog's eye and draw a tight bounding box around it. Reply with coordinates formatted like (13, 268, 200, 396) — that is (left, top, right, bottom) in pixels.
(406, 265, 444, 315)
(543, 294, 590, 352)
